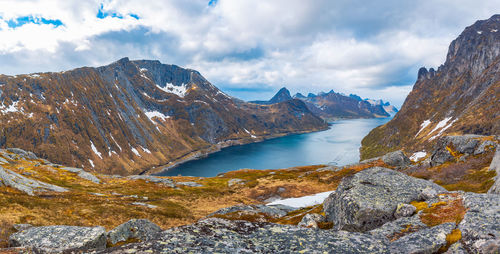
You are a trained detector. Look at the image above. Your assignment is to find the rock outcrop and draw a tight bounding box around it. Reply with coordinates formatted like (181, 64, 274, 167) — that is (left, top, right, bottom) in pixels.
(107, 219, 161, 246)
(488, 148, 500, 194)
(9, 225, 107, 253)
(323, 167, 446, 232)
(0, 165, 67, 195)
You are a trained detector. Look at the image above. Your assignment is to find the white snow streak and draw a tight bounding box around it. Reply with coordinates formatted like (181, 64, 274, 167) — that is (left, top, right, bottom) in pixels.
(267, 191, 335, 208)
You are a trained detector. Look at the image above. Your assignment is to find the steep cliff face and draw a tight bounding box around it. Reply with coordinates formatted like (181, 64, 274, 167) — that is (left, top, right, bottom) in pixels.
(361, 15, 500, 160)
(0, 58, 326, 175)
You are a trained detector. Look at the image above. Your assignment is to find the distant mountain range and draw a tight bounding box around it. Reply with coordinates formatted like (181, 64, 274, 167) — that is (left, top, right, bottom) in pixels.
(252, 87, 397, 120)
(361, 14, 500, 159)
(0, 58, 327, 175)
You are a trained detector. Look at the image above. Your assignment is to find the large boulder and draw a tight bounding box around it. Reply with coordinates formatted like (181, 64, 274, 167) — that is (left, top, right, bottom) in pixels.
(458, 193, 500, 253)
(487, 148, 500, 194)
(430, 135, 497, 166)
(0, 166, 68, 196)
(101, 218, 390, 253)
(9, 225, 107, 252)
(323, 167, 446, 232)
(382, 150, 411, 169)
(107, 219, 162, 245)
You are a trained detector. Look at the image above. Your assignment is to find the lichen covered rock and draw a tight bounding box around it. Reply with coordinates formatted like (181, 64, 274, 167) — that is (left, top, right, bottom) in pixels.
(323, 167, 446, 232)
(9, 225, 106, 252)
(107, 219, 161, 246)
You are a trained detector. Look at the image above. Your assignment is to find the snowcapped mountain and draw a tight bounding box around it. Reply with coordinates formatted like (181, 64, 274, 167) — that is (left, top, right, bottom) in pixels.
(0, 58, 326, 175)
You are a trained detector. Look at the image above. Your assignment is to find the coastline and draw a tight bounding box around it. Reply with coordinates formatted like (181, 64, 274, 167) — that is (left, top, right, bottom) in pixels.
(143, 125, 329, 175)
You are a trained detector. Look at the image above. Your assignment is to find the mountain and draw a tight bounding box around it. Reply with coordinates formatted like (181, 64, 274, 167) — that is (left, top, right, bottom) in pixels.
(293, 90, 391, 120)
(249, 87, 293, 104)
(364, 98, 399, 115)
(361, 14, 500, 160)
(0, 58, 327, 175)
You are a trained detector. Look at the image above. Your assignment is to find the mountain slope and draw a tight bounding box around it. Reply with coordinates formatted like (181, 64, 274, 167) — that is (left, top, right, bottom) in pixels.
(295, 90, 391, 120)
(250, 87, 293, 105)
(0, 58, 327, 175)
(361, 14, 500, 159)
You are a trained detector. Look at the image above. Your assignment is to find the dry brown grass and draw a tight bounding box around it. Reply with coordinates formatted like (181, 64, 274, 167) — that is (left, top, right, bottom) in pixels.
(419, 193, 467, 227)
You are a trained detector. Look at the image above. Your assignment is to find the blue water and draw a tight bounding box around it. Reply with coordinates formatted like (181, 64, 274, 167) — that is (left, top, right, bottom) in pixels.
(157, 118, 391, 177)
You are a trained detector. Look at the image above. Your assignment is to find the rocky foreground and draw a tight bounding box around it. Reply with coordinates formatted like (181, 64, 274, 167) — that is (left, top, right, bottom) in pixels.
(0, 135, 498, 253)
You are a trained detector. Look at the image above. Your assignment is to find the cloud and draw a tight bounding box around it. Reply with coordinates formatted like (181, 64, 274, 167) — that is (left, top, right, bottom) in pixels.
(0, 0, 499, 107)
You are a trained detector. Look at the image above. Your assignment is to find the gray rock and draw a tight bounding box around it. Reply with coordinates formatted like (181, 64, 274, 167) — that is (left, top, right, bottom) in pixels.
(389, 223, 455, 254)
(176, 181, 203, 187)
(323, 167, 446, 232)
(394, 203, 416, 219)
(6, 148, 38, 160)
(368, 215, 427, 239)
(107, 219, 162, 245)
(100, 218, 390, 253)
(297, 213, 325, 228)
(227, 178, 245, 187)
(488, 148, 500, 194)
(444, 242, 467, 254)
(419, 187, 439, 200)
(0, 165, 68, 196)
(473, 238, 500, 254)
(127, 175, 175, 187)
(382, 150, 411, 169)
(131, 202, 158, 209)
(60, 166, 101, 184)
(315, 165, 341, 172)
(458, 193, 500, 253)
(13, 224, 33, 232)
(208, 204, 290, 219)
(430, 135, 496, 166)
(474, 141, 497, 155)
(9, 225, 106, 252)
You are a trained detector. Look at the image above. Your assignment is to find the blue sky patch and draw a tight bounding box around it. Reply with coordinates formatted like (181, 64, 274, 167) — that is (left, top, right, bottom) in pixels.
(97, 4, 139, 20)
(5, 16, 63, 28)
(208, 0, 218, 7)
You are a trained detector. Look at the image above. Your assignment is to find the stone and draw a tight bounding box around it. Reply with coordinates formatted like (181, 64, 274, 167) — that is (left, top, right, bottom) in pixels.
(0, 166, 68, 196)
(131, 202, 158, 209)
(227, 178, 245, 187)
(6, 148, 38, 160)
(13, 224, 33, 232)
(9, 225, 106, 252)
(107, 219, 162, 245)
(430, 135, 495, 166)
(323, 167, 446, 232)
(100, 218, 390, 253)
(388, 223, 455, 254)
(61, 166, 101, 184)
(297, 213, 325, 228)
(419, 187, 438, 200)
(394, 203, 416, 219)
(127, 175, 175, 188)
(176, 181, 203, 187)
(488, 148, 500, 194)
(208, 204, 291, 219)
(382, 150, 411, 169)
(458, 193, 500, 253)
(474, 141, 497, 155)
(368, 215, 427, 239)
(444, 242, 467, 254)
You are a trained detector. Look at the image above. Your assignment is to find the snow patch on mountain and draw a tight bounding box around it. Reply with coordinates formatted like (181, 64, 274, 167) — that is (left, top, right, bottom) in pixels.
(157, 83, 188, 97)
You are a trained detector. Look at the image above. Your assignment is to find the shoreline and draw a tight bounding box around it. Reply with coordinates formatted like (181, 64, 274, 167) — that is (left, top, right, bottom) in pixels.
(143, 126, 329, 175)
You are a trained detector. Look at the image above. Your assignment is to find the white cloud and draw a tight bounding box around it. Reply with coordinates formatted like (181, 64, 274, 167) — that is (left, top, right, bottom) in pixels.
(0, 0, 499, 107)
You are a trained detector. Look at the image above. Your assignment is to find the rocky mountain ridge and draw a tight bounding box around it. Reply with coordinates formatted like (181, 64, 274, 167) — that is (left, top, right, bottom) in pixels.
(253, 87, 395, 121)
(0, 58, 327, 175)
(361, 14, 500, 160)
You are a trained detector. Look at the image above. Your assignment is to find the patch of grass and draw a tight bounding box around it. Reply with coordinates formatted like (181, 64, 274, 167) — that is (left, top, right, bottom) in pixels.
(419, 194, 466, 227)
(273, 204, 324, 226)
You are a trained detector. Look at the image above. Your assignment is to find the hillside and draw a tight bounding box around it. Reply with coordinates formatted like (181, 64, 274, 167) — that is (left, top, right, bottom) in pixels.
(0, 58, 327, 175)
(361, 14, 500, 160)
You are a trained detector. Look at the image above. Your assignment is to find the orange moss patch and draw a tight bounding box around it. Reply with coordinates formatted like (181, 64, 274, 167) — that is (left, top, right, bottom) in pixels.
(388, 224, 426, 242)
(439, 229, 462, 253)
(410, 201, 428, 212)
(419, 194, 466, 227)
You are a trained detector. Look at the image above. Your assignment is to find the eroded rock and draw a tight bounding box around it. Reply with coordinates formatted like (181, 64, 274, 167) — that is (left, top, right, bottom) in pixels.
(394, 203, 416, 219)
(0, 166, 68, 196)
(9, 225, 106, 252)
(297, 213, 325, 228)
(389, 223, 455, 254)
(107, 219, 161, 246)
(323, 167, 446, 232)
(382, 150, 411, 169)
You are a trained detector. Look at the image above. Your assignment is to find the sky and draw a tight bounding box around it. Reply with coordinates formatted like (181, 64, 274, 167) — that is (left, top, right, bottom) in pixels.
(0, 1, 499, 108)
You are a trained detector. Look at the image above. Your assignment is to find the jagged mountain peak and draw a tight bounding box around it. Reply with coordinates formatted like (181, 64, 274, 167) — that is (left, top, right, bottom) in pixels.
(269, 87, 292, 104)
